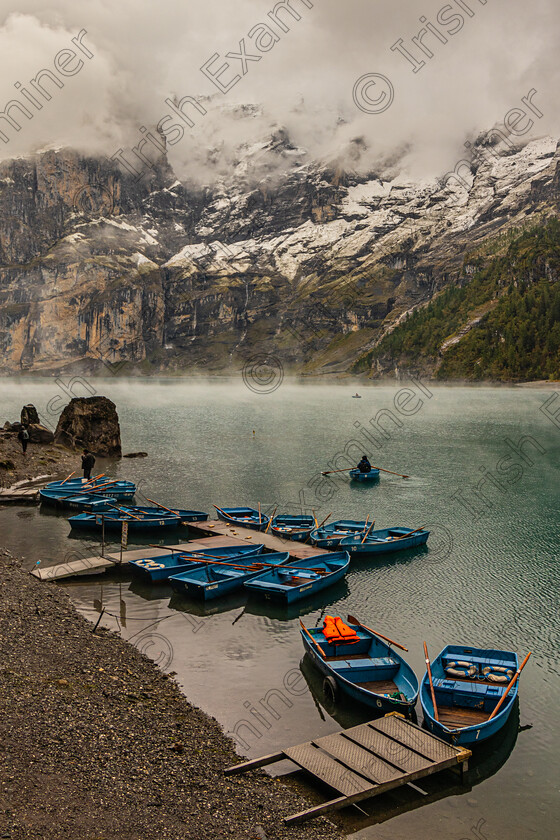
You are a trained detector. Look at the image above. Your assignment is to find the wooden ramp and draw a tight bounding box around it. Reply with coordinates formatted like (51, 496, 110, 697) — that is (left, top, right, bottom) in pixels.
(188, 520, 328, 560)
(225, 714, 471, 825)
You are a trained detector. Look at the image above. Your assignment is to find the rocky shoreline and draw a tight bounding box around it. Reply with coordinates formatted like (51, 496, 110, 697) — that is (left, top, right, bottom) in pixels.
(0, 549, 342, 840)
(0, 431, 77, 487)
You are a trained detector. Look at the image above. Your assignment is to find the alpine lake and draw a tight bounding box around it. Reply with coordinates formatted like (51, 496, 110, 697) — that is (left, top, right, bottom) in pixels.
(1, 377, 558, 839)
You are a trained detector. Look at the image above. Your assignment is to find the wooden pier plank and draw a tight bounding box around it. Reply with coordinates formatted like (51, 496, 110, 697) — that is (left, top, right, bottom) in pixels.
(283, 743, 373, 796)
(344, 725, 433, 774)
(312, 733, 403, 784)
(369, 715, 460, 762)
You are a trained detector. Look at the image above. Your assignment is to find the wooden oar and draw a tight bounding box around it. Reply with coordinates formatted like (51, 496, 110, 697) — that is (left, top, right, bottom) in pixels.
(85, 473, 105, 483)
(487, 652, 531, 721)
(146, 497, 181, 516)
(321, 468, 352, 476)
(394, 525, 427, 540)
(424, 641, 439, 722)
(317, 512, 332, 529)
(312, 509, 318, 529)
(60, 471, 76, 484)
(362, 515, 370, 533)
(190, 556, 327, 575)
(299, 619, 326, 659)
(371, 465, 409, 478)
(265, 507, 277, 534)
(147, 544, 326, 575)
(103, 503, 143, 521)
(347, 615, 408, 652)
(361, 520, 375, 544)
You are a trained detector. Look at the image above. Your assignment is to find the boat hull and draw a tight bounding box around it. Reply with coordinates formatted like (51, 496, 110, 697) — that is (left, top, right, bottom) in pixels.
(300, 621, 418, 715)
(310, 520, 368, 549)
(40, 487, 135, 503)
(131, 545, 265, 583)
(270, 515, 315, 542)
(215, 507, 270, 531)
(244, 552, 349, 605)
(341, 528, 429, 555)
(349, 469, 380, 482)
(420, 644, 519, 745)
(169, 551, 289, 600)
(68, 513, 181, 532)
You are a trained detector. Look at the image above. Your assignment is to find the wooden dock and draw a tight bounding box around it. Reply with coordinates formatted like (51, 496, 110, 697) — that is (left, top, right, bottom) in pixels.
(187, 519, 328, 560)
(31, 528, 326, 581)
(0, 488, 39, 503)
(225, 713, 471, 824)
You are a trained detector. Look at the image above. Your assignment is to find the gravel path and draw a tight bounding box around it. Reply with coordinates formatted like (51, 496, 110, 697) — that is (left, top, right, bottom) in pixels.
(0, 549, 343, 840)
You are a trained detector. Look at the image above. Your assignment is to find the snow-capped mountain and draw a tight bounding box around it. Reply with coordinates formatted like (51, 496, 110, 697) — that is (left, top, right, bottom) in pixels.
(0, 128, 558, 375)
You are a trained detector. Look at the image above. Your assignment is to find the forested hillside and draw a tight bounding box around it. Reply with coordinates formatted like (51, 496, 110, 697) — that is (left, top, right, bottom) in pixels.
(358, 218, 560, 381)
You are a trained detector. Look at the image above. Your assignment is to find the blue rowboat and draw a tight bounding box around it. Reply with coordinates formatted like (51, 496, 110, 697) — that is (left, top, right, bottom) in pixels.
(339, 526, 430, 555)
(270, 515, 315, 542)
(130, 544, 265, 583)
(310, 520, 368, 549)
(420, 645, 520, 745)
(131, 507, 208, 523)
(169, 551, 290, 600)
(39, 488, 117, 511)
(300, 618, 418, 715)
(215, 506, 270, 532)
(349, 468, 380, 482)
(45, 478, 136, 501)
(244, 551, 350, 604)
(68, 511, 182, 532)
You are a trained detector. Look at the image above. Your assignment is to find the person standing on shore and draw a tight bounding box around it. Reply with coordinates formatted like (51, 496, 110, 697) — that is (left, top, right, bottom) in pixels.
(81, 449, 95, 480)
(17, 426, 29, 456)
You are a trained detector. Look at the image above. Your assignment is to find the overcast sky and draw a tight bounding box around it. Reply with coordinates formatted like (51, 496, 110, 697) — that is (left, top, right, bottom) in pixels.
(0, 0, 558, 183)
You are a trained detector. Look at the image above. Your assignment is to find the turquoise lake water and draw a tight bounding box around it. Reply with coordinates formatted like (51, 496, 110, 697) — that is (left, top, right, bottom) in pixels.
(1, 377, 559, 838)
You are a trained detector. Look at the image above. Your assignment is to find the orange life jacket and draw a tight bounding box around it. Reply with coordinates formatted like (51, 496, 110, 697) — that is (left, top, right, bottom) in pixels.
(322, 615, 359, 643)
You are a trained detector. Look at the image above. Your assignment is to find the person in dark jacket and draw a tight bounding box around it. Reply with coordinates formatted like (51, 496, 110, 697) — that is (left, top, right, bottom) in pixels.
(357, 455, 372, 473)
(81, 449, 96, 479)
(18, 426, 29, 455)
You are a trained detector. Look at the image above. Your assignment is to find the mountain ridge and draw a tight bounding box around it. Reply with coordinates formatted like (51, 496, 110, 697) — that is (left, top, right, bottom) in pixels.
(0, 128, 558, 378)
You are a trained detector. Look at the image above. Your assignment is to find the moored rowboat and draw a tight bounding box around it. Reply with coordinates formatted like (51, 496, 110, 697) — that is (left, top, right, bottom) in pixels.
(420, 644, 520, 745)
(244, 552, 350, 604)
(39, 489, 117, 511)
(130, 544, 265, 583)
(340, 526, 429, 555)
(270, 514, 315, 542)
(168, 551, 290, 600)
(45, 477, 136, 500)
(310, 520, 368, 549)
(300, 616, 418, 715)
(214, 506, 270, 531)
(68, 511, 183, 532)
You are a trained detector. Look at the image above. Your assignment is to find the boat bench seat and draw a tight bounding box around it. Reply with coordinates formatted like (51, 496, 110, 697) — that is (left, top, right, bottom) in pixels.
(331, 656, 396, 670)
(332, 656, 399, 684)
(442, 655, 514, 670)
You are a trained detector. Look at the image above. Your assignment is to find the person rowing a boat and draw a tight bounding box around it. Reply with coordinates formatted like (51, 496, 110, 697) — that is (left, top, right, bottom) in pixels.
(81, 449, 96, 480)
(357, 455, 372, 474)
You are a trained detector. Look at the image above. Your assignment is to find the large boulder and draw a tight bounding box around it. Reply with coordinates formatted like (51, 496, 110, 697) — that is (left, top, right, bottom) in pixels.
(21, 404, 40, 425)
(54, 397, 122, 457)
(27, 423, 55, 444)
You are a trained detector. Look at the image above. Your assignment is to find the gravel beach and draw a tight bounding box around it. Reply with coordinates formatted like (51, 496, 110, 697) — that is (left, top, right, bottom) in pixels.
(0, 549, 342, 840)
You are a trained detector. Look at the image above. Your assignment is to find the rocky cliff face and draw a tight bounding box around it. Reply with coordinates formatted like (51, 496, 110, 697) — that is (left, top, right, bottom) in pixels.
(0, 129, 559, 376)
